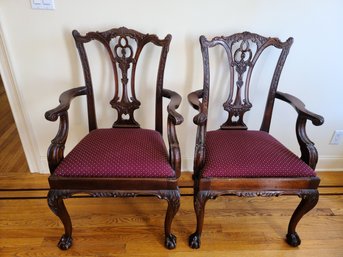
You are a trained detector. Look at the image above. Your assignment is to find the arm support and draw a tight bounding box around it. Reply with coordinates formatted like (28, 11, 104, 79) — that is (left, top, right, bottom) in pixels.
(162, 89, 184, 178)
(276, 91, 324, 169)
(45, 86, 87, 173)
(188, 89, 207, 177)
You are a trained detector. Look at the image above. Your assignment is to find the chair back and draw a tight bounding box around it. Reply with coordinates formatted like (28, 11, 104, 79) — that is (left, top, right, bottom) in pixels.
(73, 27, 171, 133)
(200, 32, 293, 131)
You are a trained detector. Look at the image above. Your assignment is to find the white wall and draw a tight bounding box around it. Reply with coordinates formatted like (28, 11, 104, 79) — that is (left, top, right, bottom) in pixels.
(0, 0, 342, 173)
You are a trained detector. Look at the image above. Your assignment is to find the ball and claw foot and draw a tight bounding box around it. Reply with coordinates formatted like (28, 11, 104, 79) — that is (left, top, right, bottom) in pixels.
(165, 234, 177, 249)
(286, 232, 301, 247)
(189, 232, 201, 249)
(57, 234, 73, 250)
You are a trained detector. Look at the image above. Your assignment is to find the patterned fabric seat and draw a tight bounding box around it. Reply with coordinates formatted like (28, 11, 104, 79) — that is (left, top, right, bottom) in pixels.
(202, 130, 315, 178)
(55, 128, 174, 178)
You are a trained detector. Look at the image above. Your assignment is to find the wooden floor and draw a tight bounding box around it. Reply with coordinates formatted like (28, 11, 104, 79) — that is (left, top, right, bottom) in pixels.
(0, 75, 29, 174)
(0, 172, 342, 256)
(0, 195, 342, 257)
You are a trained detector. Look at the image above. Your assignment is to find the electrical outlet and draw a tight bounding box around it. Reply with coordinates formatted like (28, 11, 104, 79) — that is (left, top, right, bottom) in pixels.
(31, 0, 55, 10)
(330, 130, 343, 145)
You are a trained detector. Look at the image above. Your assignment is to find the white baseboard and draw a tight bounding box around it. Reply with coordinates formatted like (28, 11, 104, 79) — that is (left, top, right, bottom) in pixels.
(316, 156, 343, 172)
(38, 156, 50, 174)
(181, 158, 194, 173)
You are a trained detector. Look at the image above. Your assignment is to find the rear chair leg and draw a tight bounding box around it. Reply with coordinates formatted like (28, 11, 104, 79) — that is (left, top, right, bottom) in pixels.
(47, 189, 73, 250)
(286, 190, 319, 246)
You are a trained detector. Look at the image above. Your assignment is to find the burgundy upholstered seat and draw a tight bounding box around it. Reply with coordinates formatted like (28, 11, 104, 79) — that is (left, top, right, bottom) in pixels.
(202, 130, 315, 178)
(55, 128, 174, 178)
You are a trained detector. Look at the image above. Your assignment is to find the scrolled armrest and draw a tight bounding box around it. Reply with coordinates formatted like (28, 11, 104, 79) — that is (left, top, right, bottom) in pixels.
(188, 89, 207, 126)
(162, 89, 184, 125)
(45, 86, 87, 173)
(276, 91, 324, 169)
(45, 86, 87, 121)
(276, 91, 324, 126)
(188, 89, 203, 110)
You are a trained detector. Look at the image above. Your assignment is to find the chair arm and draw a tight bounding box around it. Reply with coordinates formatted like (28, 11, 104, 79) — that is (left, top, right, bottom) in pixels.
(45, 86, 87, 121)
(276, 91, 324, 169)
(162, 89, 183, 178)
(188, 89, 207, 125)
(162, 89, 184, 125)
(188, 89, 203, 110)
(45, 86, 87, 173)
(276, 91, 324, 126)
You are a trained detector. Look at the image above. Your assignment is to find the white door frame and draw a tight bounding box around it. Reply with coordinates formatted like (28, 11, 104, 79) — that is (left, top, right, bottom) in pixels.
(0, 21, 40, 173)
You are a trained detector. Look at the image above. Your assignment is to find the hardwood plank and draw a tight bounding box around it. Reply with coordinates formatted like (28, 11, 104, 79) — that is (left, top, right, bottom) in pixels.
(318, 171, 343, 186)
(0, 190, 47, 199)
(0, 173, 49, 190)
(319, 187, 343, 195)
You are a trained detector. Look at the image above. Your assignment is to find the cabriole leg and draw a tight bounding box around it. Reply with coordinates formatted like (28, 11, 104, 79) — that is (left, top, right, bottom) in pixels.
(189, 190, 216, 249)
(47, 189, 73, 250)
(286, 190, 319, 246)
(162, 190, 180, 249)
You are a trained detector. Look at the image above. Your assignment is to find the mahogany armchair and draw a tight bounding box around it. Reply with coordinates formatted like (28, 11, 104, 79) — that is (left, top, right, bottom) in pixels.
(188, 32, 324, 249)
(45, 27, 183, 250)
